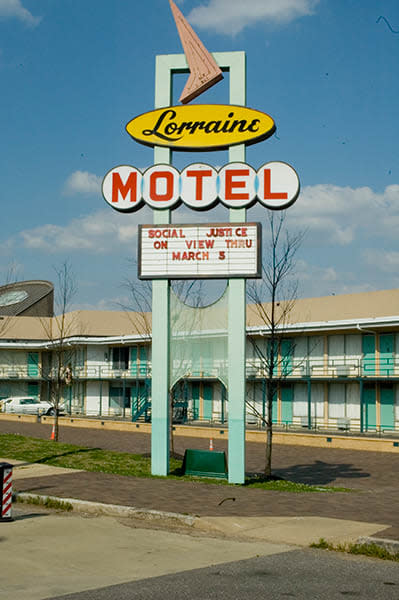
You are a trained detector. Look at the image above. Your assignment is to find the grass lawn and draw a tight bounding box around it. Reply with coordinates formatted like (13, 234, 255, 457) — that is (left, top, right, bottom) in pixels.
(0, 433, 351, 492)
(311, 538, 399, 562)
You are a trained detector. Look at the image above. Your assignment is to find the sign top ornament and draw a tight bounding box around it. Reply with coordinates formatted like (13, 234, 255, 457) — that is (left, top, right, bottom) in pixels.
(169, 0, 223, 104)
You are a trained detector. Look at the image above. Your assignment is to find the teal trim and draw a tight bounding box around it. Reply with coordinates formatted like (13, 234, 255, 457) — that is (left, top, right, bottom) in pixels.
(28, 352, 39, 377)
(380, 384, 395, 430)
(281, 385, 293, 424)
(362, 335, 375, 376)
(203, 383, 213, 420)
(380, 334, 394, 376)
(363, 385, 376, 430)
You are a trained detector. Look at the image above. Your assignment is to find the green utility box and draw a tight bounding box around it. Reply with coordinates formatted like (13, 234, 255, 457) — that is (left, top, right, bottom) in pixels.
(182, 449, 228, 479)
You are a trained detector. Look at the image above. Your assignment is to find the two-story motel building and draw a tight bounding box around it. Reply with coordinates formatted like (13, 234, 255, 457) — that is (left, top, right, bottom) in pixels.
(1, 285, 399, 433)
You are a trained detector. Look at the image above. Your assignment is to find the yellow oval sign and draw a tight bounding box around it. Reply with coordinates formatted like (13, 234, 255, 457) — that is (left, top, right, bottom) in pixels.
(126, 105, 275, 151)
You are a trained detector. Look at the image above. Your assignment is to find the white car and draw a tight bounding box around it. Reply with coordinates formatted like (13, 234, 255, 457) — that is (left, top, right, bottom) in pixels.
(1, 397, 62, 416)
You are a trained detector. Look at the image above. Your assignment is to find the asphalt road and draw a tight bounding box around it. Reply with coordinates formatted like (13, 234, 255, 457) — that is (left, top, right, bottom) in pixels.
(48, 549, 399, 600)
(3, 506, 399, 600)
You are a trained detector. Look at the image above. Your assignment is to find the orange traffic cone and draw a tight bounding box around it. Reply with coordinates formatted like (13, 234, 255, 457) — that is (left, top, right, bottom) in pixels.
(209, 438, 214, 451)
(50, 425, 55, 441)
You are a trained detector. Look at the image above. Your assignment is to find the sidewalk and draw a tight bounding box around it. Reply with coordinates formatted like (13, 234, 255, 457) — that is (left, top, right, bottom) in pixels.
(3, 456, 398, 548)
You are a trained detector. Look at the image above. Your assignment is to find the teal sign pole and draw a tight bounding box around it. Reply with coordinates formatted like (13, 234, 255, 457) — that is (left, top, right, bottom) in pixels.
(151, 55, 172, 476)
(151, 51, 248, 484)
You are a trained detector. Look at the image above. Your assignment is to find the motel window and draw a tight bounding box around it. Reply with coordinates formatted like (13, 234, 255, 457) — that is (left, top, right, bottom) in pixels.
(112, 347, 129, 370)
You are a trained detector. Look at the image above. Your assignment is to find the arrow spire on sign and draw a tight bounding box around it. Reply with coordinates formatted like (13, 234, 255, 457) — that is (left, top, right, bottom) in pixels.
(169, 0, 223, 104)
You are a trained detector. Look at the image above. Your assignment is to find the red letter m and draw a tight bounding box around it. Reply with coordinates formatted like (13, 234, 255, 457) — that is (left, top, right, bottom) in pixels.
(112, 172, 138, 204)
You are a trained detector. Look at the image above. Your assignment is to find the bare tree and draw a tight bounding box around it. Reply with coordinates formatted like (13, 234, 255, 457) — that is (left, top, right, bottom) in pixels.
(247, 212, 304, 478)
(39, 261, 78, 442)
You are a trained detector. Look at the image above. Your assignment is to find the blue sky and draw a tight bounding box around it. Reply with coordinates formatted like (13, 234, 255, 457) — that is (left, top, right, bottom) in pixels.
(1, 0, 399, 310)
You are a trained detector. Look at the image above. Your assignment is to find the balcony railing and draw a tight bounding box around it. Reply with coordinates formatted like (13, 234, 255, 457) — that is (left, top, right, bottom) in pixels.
(0, 356, 398, 381)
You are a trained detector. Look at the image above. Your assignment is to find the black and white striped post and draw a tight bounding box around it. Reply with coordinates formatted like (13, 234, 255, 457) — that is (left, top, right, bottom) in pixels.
(0, 462, 13, 522)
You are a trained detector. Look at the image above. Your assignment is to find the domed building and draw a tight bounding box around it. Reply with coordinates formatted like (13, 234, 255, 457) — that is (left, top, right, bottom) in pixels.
(0, 280, 54, 317)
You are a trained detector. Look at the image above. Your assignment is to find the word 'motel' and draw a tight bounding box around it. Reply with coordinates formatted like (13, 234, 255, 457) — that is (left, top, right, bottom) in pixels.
(103, 161, 300, 212)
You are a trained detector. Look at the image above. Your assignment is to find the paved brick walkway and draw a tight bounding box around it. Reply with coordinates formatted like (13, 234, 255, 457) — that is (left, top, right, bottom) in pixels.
(2, 420, 399, 541)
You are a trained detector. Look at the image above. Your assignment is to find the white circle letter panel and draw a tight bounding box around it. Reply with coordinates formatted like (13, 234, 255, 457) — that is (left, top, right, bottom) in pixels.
(257, 161, 300, 210)
(181, 163, 218, 210)
(143, 164, 180, 210)
(102, 165, 143, 213)
(218, 162, 257, 209)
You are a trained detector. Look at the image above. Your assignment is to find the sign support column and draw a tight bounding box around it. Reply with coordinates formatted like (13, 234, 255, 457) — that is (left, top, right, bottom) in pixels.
(151, 55, 172, 476)
(227, 51, 247, 484)
(149, 51, 248, 482)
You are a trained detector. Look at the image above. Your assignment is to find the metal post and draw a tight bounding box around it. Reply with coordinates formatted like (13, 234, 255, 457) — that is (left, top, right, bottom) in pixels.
(307, 378, 312, 429)
(359, 379, 364, 433)
(0, 463, 13, 522)
(99, 378, 102, 417)
(122, 377, 126, 419)
(262, 379, 266, 425)
(221, 384, 225, 424)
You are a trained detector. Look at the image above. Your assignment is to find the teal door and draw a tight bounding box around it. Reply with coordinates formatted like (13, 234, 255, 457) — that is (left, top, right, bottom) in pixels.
(380, 384, 395, 430)
(268, 341, 278, 376)
(281, 385, 293, 424)
(363, 385, 376, 430)
(139, 346, 148, 376)
(27, 382, 39, 399)
(281, 340, 293, 376)
(28, 352, 39, 377)
(192, 382, 200, 419)
(203, 383, 213, 420)
(380, 334, 394, 376)
(362, 335, 375, 376)
(262, 383, 277, 423)
(130, 347, 138, 376)
(109, 386, 123, 411)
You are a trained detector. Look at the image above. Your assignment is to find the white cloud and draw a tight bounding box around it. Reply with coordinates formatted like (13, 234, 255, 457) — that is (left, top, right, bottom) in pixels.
(17, 181, 399, 257)
(294, 259, 375, 298)
(64, 171, 102, 196)
(20, 210, 138, 253)
(188, 0, 319, 35)
(286, 183, 399, 247)
(0, 0, 41, 26)
(72, 295, 132, 312)
(363, 249, 399, 274)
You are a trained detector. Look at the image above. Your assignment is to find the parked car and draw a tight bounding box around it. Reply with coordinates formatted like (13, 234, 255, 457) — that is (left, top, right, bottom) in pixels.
(1, 397, 64, 416)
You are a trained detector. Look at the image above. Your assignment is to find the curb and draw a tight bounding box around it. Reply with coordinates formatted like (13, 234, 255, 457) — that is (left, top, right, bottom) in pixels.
(13, 492, 198, 527)
(356, 536, 399, 555)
